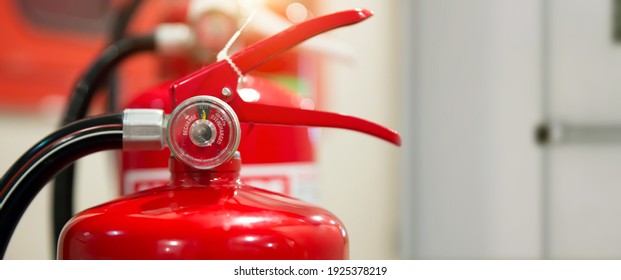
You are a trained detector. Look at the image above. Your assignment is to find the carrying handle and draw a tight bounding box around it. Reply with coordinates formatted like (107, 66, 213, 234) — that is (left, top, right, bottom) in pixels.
(170, 9, 400, 146)
(233, 101, 401, 146)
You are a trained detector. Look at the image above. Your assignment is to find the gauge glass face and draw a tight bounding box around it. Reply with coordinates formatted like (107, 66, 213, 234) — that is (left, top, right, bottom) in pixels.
(168, 96, 240, 169)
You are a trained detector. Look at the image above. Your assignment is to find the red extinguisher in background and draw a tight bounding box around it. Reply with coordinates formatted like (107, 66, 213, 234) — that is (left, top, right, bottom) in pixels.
(0, 9, 400, 259)
(121, 0, 324, 201)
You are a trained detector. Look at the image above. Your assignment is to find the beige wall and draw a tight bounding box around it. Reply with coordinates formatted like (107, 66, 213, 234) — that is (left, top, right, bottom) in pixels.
(316, 1, 401, 259)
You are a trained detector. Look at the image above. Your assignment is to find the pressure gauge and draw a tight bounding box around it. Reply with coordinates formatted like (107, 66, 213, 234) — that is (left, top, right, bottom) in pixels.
(167, 96, 241, 169)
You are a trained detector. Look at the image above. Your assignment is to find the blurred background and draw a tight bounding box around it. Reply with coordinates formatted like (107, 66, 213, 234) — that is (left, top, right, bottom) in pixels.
(1, 0, 620, 259)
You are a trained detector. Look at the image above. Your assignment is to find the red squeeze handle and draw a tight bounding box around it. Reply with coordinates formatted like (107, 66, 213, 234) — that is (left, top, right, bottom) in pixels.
(171, 9, 374, 105)
(232, 8, 374, 74)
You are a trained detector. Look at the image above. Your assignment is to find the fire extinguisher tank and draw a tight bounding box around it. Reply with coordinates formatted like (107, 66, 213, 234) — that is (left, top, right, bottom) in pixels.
(59, 155, 348, 260)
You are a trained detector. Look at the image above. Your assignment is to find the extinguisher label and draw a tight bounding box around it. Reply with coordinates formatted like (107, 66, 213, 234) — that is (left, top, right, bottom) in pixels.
(241, 163, 318, 203)
(124, 168, 169, 194)
(123, 163, 319, 202)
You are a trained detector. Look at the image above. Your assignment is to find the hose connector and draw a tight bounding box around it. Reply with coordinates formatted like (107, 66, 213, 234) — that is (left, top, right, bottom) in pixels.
(155, 23, 195, 55)
(123, 109, 166, 150)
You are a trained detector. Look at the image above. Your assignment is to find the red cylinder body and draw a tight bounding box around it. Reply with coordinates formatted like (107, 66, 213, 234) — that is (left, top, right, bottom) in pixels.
(59, 155, 347, 259)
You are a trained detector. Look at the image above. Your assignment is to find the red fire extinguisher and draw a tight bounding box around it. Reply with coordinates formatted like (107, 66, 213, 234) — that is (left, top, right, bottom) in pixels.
(0, 8, 400, 259)
(52, 1, 331, 255)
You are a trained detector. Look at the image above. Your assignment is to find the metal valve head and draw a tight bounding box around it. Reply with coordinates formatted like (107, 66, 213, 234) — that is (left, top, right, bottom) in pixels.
(164, 9, 400, 169)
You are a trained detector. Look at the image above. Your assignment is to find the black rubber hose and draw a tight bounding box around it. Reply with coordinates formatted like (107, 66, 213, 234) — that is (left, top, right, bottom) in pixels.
(62, 35, 155, 123)
(1, 114, 123, 258)
(52, 34, 155, 250)
(108, 0, 143, 113)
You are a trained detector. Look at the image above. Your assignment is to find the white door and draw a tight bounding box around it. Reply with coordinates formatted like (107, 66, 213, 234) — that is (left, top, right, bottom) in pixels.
(546, 0, 621, 259)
